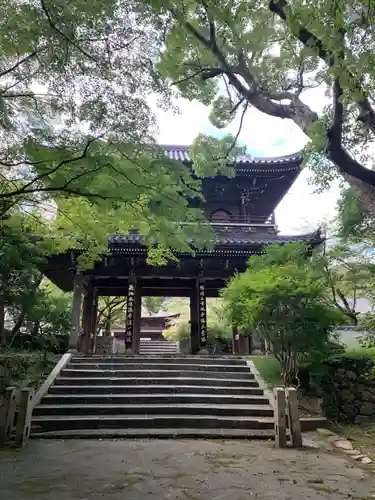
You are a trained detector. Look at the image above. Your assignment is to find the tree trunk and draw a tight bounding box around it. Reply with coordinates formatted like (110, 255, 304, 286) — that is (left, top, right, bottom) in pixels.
(0, 297, 5, 346)
(8, 311, 26, 347)
(345, 175, 375, 218)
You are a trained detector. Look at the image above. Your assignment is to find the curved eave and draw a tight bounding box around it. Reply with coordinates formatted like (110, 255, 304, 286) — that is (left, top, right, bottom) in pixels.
(161, 145, 302, 176)
(108, 229, 323, 252)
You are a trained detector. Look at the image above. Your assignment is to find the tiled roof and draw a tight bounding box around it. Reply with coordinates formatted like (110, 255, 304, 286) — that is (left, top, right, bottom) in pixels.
(108, 230, 321, 247)
(161, 145, 301, 167)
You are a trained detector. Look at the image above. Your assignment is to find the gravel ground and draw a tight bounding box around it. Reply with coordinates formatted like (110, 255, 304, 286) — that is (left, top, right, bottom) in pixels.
(0, 438, 374, 500)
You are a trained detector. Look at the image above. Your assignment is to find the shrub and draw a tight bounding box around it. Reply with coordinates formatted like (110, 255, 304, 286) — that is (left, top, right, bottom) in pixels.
(0, 350, 57, 394)
(223, 242, 343, 385)
(313, 352, 375, 422)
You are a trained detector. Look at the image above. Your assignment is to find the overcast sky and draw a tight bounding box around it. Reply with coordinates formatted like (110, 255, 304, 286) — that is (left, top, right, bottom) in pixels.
(152, 87, 340, 235)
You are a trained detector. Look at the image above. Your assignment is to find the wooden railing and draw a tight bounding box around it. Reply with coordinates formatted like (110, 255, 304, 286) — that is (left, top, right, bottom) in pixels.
(210, 215, 276, 227)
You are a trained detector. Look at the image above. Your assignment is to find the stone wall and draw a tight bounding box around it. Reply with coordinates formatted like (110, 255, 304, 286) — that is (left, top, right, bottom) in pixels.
(315, 355, 375, 423)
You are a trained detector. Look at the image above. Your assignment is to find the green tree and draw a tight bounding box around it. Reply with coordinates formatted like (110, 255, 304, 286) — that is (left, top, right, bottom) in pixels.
(336, 187, 375, 242)
(147, 0, 375, 214)
(0, 213, 48, 344)
(0, 0, 215, 266)
(164, 297, 231, 352)
(222, 243, 342, 385)
(143, 296, 165, 315)
(319, 242, 374, 325)
(96, 297, 126, 336)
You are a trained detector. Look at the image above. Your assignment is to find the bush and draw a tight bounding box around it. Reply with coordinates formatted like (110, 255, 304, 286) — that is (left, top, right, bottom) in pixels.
(164, 319, 231, 354)
(0, 350, 57, 394)
(298, 340, 346, 392)
(312, 352, 375, 422)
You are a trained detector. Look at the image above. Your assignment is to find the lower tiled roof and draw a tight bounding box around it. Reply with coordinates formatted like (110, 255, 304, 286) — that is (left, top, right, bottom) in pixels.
(108, 230, 322, 247)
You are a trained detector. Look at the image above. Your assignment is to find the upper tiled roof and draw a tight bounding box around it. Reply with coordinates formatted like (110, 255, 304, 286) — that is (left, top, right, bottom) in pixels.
(161, 145, 301, 167)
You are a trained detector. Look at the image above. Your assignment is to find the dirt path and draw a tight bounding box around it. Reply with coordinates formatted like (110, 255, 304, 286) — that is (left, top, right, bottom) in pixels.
(0, 438, 374, 500)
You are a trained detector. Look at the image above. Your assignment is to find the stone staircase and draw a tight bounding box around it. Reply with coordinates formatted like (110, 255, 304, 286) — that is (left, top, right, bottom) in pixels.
(31, 355, 275, 439)
(139, 339, 179, 355)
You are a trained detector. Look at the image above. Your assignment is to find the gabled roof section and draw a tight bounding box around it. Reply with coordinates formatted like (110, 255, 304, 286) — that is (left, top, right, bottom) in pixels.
(161, 145, 301, 173)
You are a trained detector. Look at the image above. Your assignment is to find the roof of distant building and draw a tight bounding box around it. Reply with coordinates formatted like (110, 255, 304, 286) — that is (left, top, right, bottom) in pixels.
(161, 145, 301, 171)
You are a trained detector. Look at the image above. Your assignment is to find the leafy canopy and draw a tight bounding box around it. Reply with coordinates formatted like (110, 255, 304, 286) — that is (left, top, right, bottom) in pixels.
(223, 242, 342, 385)
(146, 0, 375, 212)
(0, 0, 216, 266)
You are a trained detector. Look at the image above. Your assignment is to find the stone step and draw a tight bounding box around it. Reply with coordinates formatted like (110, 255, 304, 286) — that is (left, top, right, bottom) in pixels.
(67, 362, 250, 372)
(30, 428, 275, 440)
(72, 356, 245, 366)
(31, 414, 275, 431)
(33, 403, 274, 417)
(41, 393, 270, 406)
(54, 376, 259, 387)
(139, 344, 178, 347)
(139, 348, 178, 351)
(140, 340, 178, 344)
(60, 369, 254, 379)
(139, 347, 178, 356)
(49, 384, 265, 395)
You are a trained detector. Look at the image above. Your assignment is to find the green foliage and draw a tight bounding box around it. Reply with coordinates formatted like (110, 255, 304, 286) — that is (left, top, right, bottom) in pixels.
(190, 134, 238, 177)
(223, 242, 342, 385)
(0, 0, 217, 268)
(147, 0, 375, 197)
(250, 356, 283, 389)
(143, 297, 165, 315)
(336, 187, 375, 242)
(317, 241, 374, 325)
(163, 297, 231, 353)
(0, 350, 57, 394)
(96, 297, 126, 336)
(314, 352, 375, 423)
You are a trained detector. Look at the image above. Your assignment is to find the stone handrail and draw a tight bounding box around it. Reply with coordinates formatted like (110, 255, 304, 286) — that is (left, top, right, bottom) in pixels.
(32, 352, 73, 408)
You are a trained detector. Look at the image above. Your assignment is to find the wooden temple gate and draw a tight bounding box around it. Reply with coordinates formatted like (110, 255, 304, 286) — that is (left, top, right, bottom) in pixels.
(43, 146, 323, 355)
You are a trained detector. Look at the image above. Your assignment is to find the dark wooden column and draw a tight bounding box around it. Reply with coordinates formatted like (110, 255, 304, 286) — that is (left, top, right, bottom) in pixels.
(132, 283, 142, 354)
(232, 326, 239, 355)
(190, 287, 200, 355)
(125, 278, 136, 352)
(90, 291, 99, 354)
(198, 279, 207, 350)
(238, 334, 250, 355)
(69, 271, 83, 351)
(81, 284, 94, 354)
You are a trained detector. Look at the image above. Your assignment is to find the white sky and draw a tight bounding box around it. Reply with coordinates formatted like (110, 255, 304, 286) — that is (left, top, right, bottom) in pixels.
(152, 87, 340, 235)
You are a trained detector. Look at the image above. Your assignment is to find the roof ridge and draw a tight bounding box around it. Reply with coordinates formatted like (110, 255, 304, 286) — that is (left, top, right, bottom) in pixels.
(159, 144, 301, 165)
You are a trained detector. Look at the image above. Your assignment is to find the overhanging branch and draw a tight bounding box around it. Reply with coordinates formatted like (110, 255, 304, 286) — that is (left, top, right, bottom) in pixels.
(269, 0, 375, 135)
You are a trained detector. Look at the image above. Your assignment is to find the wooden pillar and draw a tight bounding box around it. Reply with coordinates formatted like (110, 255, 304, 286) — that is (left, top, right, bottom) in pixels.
(81, 285, 94, 354)
(90, 292, 99, 353)
(248, 332, 253, 354)
(232, 326, 239, 354)
(198, 279, 207, 351)
(238, 334, 250, 355)
(190, 287, 200, 355)
(69, 271, 83, 351)
(133, 283, 142, 354)
(125, 276, 142, 352)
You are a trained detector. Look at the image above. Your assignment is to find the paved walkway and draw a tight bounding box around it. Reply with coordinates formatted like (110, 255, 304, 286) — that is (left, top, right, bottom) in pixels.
(0, 438, 374, 499)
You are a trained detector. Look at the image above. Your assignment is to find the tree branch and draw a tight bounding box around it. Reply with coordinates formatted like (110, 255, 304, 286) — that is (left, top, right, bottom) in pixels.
(0, 136, 101, 201)
(40, 0, 99, 63)
(268, 0, 375, 135)
(0, 51, 39, 78)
